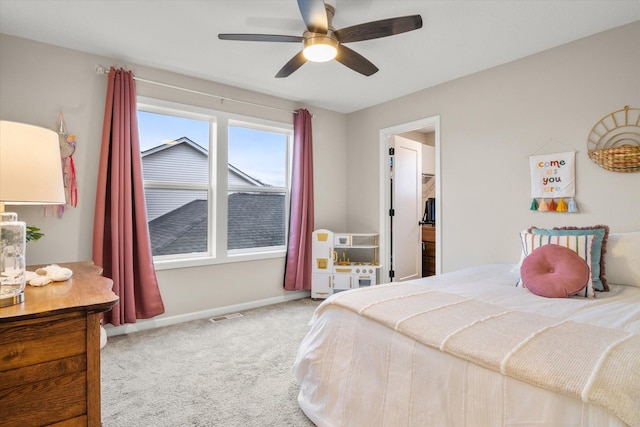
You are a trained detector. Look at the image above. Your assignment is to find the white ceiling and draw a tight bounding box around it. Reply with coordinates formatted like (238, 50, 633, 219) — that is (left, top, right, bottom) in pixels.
(1, 1, 639, 113)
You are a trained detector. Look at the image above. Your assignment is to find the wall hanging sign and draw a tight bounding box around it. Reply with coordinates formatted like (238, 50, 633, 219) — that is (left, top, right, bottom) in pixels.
(529, 151, 577, 212)
(587, 106, 640, 173)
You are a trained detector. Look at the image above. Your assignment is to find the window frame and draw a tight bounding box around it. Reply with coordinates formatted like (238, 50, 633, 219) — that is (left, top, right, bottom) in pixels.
(137, 96, 293, 271)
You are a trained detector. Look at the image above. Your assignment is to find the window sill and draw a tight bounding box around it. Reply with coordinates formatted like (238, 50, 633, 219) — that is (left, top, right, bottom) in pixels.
(152, 250, 286, 271)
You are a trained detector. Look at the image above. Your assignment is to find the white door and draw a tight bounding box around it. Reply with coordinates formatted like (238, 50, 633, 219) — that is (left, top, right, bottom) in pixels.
(391, 136, 422, 281)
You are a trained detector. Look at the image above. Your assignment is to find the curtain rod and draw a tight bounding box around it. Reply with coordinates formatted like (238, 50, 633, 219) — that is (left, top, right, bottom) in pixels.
(95, 65, 309, 116)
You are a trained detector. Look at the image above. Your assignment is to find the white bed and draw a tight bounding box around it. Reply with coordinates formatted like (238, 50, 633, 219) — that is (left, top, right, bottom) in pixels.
(294, 246, 640, 427)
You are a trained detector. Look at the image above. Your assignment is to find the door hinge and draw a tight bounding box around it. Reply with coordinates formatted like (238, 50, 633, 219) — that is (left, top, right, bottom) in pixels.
(389, 208, 394, 217)
(389, 147, 395, 155)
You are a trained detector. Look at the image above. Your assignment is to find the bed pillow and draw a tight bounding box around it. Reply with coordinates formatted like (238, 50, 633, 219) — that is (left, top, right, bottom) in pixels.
(517, 230, 596, 298)
(529, 225, 609, 291)
(520, 244, 591, 298)
(604, 232, 640, 287)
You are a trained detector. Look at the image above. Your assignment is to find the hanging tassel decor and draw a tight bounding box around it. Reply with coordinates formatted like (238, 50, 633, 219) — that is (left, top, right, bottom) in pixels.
(530, 198, 539, 211)
(63, 138, 78, 207)
(530, 197, 577, 213)
(568, 198, 579, 213)
(556, 198, 568, 212)
(45, 112, 78, 218)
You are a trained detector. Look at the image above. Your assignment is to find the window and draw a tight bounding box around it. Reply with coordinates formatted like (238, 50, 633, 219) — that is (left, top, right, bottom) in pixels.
(137, 98, 292, 267)
(227, 122, 289, 253)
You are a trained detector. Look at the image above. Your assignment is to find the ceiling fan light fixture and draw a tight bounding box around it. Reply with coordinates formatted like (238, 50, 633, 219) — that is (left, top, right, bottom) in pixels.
(303, 35, 338, 62)
(219, 2, 423, 78)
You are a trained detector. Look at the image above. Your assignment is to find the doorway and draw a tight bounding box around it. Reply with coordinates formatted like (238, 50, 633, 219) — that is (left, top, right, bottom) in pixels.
(378, 116, 441, 283)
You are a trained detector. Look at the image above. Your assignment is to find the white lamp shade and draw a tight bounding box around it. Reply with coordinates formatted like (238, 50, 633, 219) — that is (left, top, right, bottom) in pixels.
(0, 120, 66, 205)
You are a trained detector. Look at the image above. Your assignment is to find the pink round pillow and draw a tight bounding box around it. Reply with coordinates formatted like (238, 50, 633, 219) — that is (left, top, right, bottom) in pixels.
(520, 244, 590, 298)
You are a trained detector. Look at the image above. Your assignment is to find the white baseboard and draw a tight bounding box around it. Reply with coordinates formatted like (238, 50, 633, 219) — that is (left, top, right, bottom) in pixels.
(104, 290, 311, 337)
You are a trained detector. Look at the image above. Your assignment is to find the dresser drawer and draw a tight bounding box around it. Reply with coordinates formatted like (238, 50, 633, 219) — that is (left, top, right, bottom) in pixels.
(0, 312, 88, 427)
(0, 313, 86, 370)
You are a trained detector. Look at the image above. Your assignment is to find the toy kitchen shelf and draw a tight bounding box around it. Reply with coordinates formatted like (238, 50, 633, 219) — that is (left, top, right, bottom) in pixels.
(311, 229, 379, 299)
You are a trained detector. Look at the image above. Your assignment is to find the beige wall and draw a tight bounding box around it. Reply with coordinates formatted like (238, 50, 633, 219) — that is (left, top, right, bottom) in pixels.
(346, 21, 640, 273)
(0, 34, 347, 330)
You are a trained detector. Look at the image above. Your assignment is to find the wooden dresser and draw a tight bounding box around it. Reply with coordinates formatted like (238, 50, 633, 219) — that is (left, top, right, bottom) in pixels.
(0, 261, 117, 427)
(422, 226, 436, 277)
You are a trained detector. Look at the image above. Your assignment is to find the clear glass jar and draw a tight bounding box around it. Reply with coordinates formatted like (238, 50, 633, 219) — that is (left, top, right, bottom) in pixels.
(0, 212, 26, 307)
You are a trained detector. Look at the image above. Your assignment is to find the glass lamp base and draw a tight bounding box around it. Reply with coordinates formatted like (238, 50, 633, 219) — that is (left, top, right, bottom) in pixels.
(0, 291, 24, 307)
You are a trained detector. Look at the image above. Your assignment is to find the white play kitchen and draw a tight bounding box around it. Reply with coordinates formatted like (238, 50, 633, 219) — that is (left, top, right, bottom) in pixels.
(311, 229, 379, 299)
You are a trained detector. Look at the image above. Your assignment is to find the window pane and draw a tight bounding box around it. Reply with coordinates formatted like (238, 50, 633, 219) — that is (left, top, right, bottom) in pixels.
(147, 189, 208, 256)
(139, 110, 209, 183)
(228, 125, 286, 187)
(138, 109, 211, 257)
(228, 192, 286, 250)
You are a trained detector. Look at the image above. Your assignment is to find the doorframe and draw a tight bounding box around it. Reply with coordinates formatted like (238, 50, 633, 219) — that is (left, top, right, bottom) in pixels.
(378, 115, 441, 282)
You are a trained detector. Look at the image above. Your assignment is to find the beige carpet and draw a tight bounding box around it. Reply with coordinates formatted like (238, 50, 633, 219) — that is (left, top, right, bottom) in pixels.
(101, 298, 320, 426)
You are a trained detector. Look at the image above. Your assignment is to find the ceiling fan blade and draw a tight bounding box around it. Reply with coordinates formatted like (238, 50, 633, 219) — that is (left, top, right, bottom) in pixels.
(275, 51, 307, 78)
(335, 15, 423, 43)
(297, 0, 328, 33)
(335, 45, 378, 76)
(218, 34, 304, 43)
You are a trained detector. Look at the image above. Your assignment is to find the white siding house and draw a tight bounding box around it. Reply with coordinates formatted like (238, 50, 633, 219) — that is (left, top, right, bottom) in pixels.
(141, 137, 262, 221)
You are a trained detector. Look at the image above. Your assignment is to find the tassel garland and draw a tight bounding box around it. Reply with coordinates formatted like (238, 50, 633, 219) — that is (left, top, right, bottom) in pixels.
(538, 199, 550, 211)
(529, 197, 578, 213)
(547, 198, 557, 211)
(556, 198, 568, 212)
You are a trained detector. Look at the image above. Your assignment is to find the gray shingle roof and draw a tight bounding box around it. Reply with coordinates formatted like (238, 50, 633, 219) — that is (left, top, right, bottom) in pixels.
(148, 199, 208, 256)
(228, 192, 285, 250)
(148, 193, 285, 256)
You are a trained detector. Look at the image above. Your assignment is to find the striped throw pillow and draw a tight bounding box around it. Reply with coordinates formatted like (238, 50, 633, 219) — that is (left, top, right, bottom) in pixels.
(529, 225, 609, 291)
(517, 230, 595, 298)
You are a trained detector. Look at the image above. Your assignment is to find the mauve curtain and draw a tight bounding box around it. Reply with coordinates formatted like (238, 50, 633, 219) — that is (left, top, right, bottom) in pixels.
(93, 67, 165, 326)
(284, 109, 315, 291)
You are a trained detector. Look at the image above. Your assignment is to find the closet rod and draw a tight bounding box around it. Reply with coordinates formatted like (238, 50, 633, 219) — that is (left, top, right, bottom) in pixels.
(96, 65, 307, 116)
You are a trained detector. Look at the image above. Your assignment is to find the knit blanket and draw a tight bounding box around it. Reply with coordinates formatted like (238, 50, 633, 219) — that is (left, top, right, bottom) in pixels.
(321, 284, 640, 427)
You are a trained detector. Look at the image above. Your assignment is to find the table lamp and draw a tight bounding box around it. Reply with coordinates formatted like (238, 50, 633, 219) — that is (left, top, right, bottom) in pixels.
(0, 120, 65, 307)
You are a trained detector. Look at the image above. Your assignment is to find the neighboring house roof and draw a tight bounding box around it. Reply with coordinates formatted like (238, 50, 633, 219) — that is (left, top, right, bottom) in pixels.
(228, 163, 268, 187)
(141, 136, 207, 157)
(148, 199, 208, 256)
(148, 193, 285, 256)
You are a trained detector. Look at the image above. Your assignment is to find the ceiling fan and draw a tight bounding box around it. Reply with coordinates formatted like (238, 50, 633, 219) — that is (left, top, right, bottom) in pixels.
(218, 0, 423, 78)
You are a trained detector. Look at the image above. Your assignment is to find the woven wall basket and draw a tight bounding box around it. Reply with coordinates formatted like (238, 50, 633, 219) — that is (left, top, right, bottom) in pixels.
(587, 106, 640, 173)
(588, 145, 640, 173)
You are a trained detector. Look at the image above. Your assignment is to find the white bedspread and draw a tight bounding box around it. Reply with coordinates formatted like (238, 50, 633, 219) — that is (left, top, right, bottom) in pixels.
(294, 265, 640, 427)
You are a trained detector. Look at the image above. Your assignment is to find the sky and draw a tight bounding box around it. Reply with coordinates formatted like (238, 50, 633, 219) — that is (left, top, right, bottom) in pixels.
(138, 111, 287, 187)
